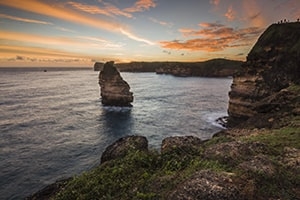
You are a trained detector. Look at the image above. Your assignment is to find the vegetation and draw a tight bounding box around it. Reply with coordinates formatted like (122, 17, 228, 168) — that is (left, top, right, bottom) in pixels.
(52, 123, 300, 200)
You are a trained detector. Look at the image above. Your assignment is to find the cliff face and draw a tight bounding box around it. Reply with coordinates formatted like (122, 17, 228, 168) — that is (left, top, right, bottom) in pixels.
(99, 61, 133, 106)
(228, 22, 300, 127)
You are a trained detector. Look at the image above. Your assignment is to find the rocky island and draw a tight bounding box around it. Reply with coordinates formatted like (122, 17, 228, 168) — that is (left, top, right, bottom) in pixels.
(98, 61, 133, 107)
(28, 23, 300, 200)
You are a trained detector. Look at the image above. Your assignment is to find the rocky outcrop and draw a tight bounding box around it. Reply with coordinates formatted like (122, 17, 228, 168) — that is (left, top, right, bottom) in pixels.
(98, 61, 133, 106)
(93, 62, 103, 71)
(161, 136, 203, 154)
(228, 22, 300, 127)
(100, 136, 148, 163)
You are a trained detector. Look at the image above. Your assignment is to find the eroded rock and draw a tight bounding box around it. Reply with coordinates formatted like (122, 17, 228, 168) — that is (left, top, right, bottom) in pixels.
(161, 136, 203, 154)
(98, 61, 133, 106)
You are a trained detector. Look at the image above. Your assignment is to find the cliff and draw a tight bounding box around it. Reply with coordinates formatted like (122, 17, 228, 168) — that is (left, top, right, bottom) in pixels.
(98, 61, 133, 106)
(116, 59, 242, 77)
(228, 22, 300, 127)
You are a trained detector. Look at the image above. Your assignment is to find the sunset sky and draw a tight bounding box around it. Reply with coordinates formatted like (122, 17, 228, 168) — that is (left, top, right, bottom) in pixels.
(0, 0, 299, 67)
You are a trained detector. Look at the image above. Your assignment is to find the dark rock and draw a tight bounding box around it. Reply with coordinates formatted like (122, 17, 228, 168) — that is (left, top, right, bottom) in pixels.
(25, 178, 71, 200)
(98, 61, 133, 106)
(94, 62, 103, 71)
(238, 154, 276, 177)
(215, 116, 228, 128)
(168, 170, 241, 200)
(161, 136, 203, 154)
(100, 135, 148, 163)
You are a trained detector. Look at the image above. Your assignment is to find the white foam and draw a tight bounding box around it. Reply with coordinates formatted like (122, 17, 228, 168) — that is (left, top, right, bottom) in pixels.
(204, 112, 228, 129)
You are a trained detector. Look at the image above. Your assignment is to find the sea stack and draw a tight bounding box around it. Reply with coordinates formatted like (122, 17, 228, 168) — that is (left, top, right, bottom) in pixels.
(98, 61, 133, 106)
(227, 22, 300, 127)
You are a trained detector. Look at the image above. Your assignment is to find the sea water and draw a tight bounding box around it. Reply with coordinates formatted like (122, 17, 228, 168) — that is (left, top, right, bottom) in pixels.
(0, 68, 232, 199)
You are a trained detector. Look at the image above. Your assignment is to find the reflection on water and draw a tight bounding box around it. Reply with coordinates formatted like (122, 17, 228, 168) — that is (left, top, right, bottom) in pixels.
(100, 107, 134, 144)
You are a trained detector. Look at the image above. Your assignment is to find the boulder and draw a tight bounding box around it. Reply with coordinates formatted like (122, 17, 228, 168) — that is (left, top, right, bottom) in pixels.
(161, 136, 203, 154)
(100, 135, 148, 163)
(98, 61, 133, 106)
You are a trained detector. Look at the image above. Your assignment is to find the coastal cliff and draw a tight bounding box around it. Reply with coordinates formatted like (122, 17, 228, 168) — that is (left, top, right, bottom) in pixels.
(116, 59, 242, 77)
(228, 22, 300, 127)
(98, 61, 133, 106)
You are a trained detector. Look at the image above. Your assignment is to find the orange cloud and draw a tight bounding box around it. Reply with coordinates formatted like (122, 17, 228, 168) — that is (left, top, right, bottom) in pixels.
(225, 5, 236, 21)
(0, 13, 52, 24)
(242, 0, 267, 27)
(0, 31, 124, 51)
(124, 0, 156, 12)
(161, 23, 263, 52)
(0, 0, 153, 45)
(0, 0, 121, 31)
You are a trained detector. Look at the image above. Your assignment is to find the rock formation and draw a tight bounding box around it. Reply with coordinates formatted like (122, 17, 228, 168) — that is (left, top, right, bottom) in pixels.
(98, 61, 133, 106)
(100, 136, 148, 163)
(93, 62, 103, 71)
(228, 22, 300, 127)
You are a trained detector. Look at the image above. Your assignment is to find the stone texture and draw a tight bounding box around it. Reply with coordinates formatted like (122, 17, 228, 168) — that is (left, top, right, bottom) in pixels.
(204, 141, 268, 167)
(228, 23, 300, 127)
(168, 170, 241, 200)
(161, 136, 203, 154)
(98, 61, 133, 106)
(100, 135, 148, 163)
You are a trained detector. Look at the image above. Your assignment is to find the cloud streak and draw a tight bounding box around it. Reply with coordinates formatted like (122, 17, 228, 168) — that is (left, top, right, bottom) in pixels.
(160, 23, 263, 52)
(67, 1, 132, 18)
(0, 0, 154, 45)
(0, 13, 52, 24)
(0, 30, 124, 52)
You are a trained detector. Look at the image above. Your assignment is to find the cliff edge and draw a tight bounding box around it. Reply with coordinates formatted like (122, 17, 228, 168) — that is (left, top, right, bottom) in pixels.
(228, 22, 300, 127)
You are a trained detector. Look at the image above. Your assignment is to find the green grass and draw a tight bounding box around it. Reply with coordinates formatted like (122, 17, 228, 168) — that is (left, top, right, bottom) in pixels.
(53, 124, 300, 200)
(54, 144, 231, 200)
(243, 126, 300, 152)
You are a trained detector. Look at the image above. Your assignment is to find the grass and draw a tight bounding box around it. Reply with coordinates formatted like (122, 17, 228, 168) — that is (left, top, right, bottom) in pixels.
(53, 122, 300, 200)
(54, 144, 231, 200)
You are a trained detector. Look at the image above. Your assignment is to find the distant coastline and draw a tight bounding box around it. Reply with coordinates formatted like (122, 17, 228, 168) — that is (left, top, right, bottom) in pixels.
(0, 67, 91, 71)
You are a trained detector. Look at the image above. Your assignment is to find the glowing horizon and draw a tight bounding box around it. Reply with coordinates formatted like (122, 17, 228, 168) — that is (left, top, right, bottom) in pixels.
(0, 0, 299, 67)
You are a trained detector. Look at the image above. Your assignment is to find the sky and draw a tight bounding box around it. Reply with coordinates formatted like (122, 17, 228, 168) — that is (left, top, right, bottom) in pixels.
(0, 0, 299, 67)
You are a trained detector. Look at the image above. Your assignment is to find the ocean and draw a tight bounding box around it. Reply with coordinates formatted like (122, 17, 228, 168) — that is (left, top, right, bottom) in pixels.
(0, 68, 232, 199)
